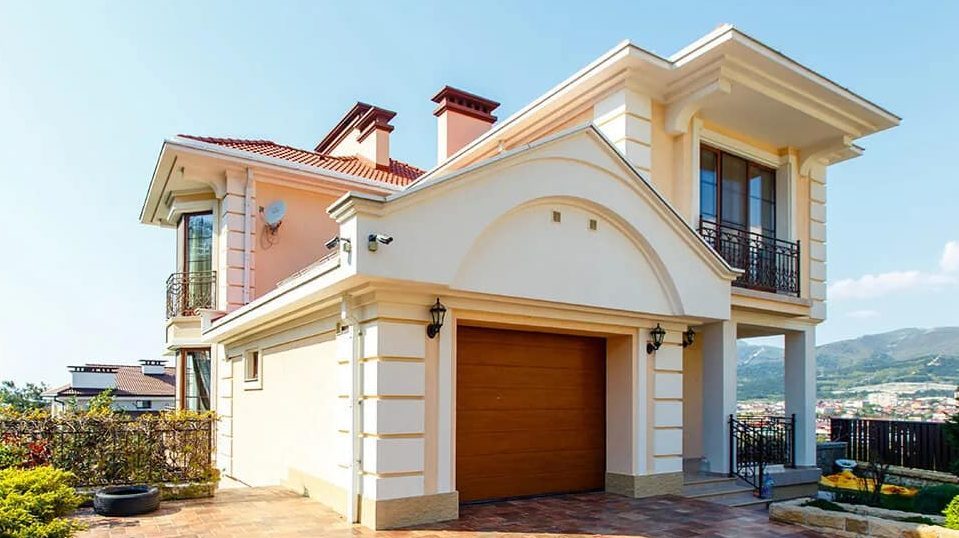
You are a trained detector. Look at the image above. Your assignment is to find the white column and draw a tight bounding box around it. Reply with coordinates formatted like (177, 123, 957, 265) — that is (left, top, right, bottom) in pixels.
(701, 320, 737, 474)
(785, 327, 816, 467)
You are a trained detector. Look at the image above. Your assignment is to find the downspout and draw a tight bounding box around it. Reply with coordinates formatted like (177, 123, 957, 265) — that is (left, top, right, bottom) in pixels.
(341, 295, 363, 524)
(242, 168, 253, 304)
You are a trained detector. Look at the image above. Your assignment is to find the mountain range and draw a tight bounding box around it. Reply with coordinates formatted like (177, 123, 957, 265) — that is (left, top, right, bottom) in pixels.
(737, 327, 959, 400)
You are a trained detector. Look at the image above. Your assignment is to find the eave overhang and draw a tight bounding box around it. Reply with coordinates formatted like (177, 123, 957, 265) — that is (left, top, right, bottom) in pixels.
(415, 24, 900, 186)
(139, 137, 402, 228)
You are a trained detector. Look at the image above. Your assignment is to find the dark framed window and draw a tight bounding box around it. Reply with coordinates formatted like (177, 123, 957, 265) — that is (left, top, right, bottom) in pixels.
(182, 212, 214, 274)
(700, 145, 777, 237)
(181, 348, 211, 411)
(135, 400, 152, 410)
(245, 351, 259, 381)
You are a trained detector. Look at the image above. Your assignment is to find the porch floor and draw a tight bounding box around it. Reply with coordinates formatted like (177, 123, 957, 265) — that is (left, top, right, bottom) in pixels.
(74, 486, 827, 537)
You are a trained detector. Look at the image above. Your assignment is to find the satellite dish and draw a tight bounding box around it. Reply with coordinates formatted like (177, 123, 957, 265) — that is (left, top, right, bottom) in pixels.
(263, 200, 286, 229)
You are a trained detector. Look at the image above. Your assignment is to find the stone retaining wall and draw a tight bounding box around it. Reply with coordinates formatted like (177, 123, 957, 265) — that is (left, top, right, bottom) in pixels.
(769, 498, 959, 537)
(881, 465, 959, 489)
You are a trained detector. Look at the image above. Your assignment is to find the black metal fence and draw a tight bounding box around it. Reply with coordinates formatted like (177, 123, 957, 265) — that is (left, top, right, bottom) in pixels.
(830, 417, 958, 473)
(166, 270, 216, 318)
(699, 220, 800, 297)
(0, 415, 216, 487)
(729, 414, 796, 490)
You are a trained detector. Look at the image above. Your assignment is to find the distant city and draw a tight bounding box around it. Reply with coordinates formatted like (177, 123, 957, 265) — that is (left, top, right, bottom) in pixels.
(739, 381, 959, 437)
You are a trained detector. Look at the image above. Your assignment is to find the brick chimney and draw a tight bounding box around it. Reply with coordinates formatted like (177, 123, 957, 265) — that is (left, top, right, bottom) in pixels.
(314, 103, 396, 170)
(354, 106, 395, 169)
(432, 86, 499, 163)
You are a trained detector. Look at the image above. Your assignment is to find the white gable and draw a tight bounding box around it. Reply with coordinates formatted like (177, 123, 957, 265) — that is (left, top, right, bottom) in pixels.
(335, 125, 736, 320)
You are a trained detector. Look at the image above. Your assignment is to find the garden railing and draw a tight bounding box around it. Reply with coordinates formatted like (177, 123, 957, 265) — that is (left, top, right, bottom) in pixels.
(0, 414, 216, 487)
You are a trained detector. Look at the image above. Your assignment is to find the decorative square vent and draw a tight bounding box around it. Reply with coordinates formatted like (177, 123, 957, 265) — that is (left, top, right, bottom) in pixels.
(551, 211, 561, 223)
(588, 218, 598, 231)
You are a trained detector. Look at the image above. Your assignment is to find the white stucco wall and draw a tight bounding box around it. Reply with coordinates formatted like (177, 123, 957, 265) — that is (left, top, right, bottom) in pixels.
(228, 329, 340, 489)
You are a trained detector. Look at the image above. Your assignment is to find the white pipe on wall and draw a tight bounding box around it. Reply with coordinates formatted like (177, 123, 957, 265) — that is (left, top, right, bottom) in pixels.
(341, 295, 363, 524)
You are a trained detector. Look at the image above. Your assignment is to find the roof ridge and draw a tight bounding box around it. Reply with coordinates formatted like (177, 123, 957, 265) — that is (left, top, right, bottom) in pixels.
(178, 134, 275, 146)
(177, 133, 426, 186)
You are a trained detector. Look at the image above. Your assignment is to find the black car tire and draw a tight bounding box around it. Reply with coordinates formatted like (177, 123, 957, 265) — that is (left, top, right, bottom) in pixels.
(93, 485, 160, 516)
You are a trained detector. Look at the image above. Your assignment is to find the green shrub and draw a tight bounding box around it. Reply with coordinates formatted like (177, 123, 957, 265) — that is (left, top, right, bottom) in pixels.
(945, 496, 959, 530)
(914, 484, 959, 515)
(0, 466, 84, 538)
(0, 442, 25, 469)
(803, 499, 847, 512)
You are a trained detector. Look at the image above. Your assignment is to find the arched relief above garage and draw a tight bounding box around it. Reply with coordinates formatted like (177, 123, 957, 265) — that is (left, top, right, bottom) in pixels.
(452, 196, 683, 316)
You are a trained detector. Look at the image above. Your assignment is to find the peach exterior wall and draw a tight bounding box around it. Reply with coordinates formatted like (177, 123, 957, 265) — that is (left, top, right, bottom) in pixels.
(252, 181, 340, 299)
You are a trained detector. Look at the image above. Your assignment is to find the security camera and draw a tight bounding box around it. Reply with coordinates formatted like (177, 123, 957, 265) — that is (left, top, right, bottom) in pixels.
(325, 235, 351, 252)
(367, 233, 394, 251)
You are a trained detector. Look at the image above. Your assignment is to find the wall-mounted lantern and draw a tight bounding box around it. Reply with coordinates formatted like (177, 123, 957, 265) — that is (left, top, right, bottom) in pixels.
(646, 323, 666, 354)
(682, 328, 696, 348)
(427, 299, 447, 339)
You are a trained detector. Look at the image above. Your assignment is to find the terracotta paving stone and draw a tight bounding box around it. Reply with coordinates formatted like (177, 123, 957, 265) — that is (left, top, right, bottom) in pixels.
(73, 487, 826, 538)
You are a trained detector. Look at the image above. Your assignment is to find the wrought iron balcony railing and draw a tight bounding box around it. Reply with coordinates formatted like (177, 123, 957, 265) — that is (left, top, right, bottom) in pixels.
(698, 220, 800, 297)
(166, 271, 216, 318)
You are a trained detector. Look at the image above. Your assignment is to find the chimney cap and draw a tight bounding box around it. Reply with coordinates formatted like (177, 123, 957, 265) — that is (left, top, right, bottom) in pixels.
(356, 106, 396, 144)
(315, 102, 396, 154)
(432, 86, 500, 123)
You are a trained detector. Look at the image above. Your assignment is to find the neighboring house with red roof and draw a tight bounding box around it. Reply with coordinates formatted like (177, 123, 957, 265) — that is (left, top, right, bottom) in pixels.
(42, 361, 175, 415)
(138, 25, 899, 529)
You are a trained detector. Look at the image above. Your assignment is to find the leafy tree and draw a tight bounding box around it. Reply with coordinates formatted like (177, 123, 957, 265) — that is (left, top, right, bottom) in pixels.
(86, 388, 115, 415)
(0, 381, 48, 412)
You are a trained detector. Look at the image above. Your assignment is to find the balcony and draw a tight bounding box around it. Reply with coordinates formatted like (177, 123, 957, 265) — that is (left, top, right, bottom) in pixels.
(166, 271, 216, 318)
(698, 220, 800, 297)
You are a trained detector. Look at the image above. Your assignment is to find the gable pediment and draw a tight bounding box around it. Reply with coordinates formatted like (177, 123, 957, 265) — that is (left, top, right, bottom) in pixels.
(336, 125, 738, 320)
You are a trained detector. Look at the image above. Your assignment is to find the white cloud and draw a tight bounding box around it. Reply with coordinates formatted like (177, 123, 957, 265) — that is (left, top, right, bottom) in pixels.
(829, 240, 959, 301)
(940, 241, 959, 273)
(846, 309, 879, 319)
(828, 270, 955, 300)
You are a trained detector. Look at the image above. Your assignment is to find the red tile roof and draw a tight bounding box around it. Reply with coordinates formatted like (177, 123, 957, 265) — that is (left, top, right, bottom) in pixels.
(43, 365, 175, 398)
(178, 135, 424, 188)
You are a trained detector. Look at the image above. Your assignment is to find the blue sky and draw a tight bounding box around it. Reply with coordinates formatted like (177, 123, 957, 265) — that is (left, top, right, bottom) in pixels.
(1, 1, 957, 385)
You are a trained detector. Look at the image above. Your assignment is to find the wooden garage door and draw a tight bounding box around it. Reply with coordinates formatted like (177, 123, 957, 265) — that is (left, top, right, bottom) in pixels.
(456, 325, 606, 502)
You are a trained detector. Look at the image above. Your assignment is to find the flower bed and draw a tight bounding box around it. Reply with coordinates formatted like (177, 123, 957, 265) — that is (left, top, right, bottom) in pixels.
(770, 498, 959, 537)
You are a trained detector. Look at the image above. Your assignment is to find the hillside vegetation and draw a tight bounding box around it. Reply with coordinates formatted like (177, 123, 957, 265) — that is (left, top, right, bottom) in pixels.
(737, 327, 959, 400)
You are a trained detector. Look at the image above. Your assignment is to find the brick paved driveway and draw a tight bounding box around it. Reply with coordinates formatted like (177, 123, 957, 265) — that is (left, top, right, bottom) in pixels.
(75, 487, 825, 537)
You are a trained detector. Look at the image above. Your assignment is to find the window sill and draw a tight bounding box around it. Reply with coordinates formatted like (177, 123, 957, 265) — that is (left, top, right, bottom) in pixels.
(243, 378, 262, 391)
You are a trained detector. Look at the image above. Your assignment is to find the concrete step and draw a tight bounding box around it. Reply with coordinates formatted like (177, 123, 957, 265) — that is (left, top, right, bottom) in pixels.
(690, 486, 770, 508)
(683, 481, 756, 500)
(682, 473, 735, 487)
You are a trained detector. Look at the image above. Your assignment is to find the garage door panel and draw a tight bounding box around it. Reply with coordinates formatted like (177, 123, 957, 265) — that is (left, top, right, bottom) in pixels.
(457, 428, 605, 457)
(457, 408, 604, 434)
(456, 386, 603, 410)
(458, 449, 604, 477)
(457, 364, 604, 387)
(456, 326, 606, 502)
